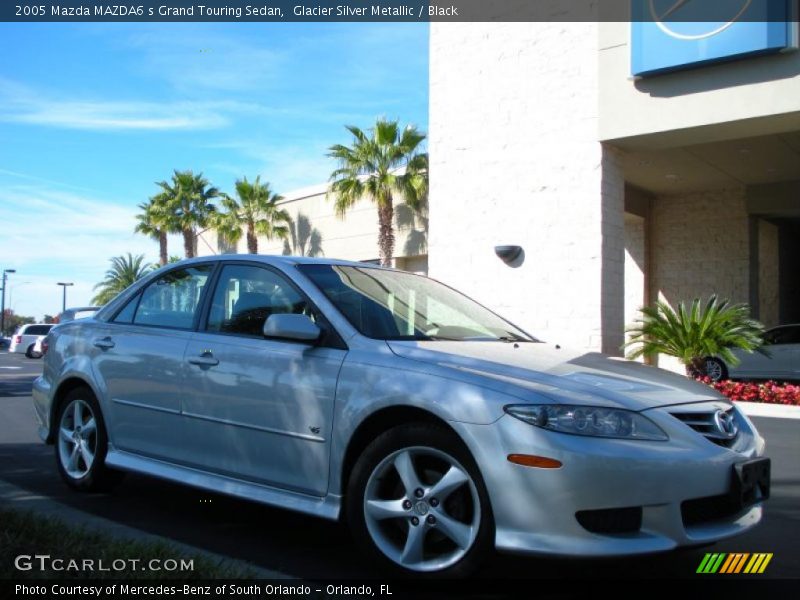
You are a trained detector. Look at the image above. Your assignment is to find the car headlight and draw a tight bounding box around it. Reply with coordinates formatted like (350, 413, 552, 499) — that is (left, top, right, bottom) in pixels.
(504, 404, 669, 441)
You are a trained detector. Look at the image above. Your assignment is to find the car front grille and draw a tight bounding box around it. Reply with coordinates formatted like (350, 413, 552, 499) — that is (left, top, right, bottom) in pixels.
(670, 406, 740, 448)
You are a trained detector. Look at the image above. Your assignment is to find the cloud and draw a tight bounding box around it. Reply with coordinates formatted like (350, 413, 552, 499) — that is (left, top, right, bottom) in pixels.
(0, 182, 174, 318)
(0, 77, 228, 131)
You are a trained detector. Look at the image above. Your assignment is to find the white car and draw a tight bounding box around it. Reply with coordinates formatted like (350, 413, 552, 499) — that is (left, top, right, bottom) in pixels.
(8, 323, 54, 357)
(29, 308, 100, 359)
(705, 324, 800, 382)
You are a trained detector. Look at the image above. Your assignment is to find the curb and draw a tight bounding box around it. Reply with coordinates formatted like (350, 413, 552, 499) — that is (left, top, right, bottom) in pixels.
(734, 401, 800, 420)
(0, 479, 292, 579)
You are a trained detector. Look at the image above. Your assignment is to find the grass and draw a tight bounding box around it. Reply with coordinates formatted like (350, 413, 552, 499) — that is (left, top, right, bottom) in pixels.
(0, 507, 255, 579)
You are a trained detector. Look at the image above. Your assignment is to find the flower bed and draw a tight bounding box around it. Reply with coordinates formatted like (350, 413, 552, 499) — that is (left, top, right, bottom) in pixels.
(696, 376, 800, 406)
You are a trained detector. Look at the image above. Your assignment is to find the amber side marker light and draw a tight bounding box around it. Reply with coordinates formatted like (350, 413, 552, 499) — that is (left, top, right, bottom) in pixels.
(507, 454, 562, 469)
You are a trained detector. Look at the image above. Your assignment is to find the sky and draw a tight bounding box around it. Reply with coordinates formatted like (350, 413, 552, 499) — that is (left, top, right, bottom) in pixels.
(0, 22, 429, 320)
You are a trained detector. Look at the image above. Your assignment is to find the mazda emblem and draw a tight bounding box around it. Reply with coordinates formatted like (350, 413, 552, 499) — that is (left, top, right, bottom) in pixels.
(713, 410, 738, 439)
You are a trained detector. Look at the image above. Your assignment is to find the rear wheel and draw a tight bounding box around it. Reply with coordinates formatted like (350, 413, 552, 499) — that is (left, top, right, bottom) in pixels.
(54, 387, 123, 492)
(346, 423, 493, 577)
(703, 357, 728, 382)
(25, 344, 40, 359)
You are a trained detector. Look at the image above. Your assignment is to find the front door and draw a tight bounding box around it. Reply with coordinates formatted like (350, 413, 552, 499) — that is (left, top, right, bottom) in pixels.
(181, 263, 346, 496)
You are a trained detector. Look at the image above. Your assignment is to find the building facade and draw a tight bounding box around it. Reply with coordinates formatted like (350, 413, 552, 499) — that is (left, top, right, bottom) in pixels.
(428, 19, 800, 370)
(202, 16, 800, 372)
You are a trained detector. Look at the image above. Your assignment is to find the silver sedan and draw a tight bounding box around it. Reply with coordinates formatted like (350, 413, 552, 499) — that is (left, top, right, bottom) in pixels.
(32, 256, 770, 576)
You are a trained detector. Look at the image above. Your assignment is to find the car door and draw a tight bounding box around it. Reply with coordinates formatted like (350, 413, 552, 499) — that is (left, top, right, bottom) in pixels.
(734, 326, 800, 380)
(180, 262, 346, 496)
(91, 264, 214, 460)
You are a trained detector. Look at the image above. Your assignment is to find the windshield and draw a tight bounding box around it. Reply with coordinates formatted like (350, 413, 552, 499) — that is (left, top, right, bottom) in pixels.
(299, 264, 536, 342)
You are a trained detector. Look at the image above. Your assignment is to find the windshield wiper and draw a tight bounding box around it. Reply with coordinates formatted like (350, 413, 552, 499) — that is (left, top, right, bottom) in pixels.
(496, 334, 534, 343)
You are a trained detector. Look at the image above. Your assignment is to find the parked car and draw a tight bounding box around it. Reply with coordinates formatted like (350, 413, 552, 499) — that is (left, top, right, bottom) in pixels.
(60, 306, 100, 323)
(704, 324, 800, 382)
(9, 323, 54, 357)
(27, 310, 100, 359)
(32, 256, 770, 576)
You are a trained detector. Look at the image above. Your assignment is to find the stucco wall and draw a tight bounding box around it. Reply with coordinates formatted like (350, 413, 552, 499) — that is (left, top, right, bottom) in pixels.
(429, 22, 625, 353)
(599, 23, 800, 146)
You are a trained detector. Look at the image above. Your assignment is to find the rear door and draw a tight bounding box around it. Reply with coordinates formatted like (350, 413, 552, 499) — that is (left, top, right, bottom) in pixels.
(92, 264, 214, 460)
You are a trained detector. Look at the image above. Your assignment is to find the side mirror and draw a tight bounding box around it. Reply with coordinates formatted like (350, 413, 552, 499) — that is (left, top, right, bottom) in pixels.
(263, 313, 321, 343)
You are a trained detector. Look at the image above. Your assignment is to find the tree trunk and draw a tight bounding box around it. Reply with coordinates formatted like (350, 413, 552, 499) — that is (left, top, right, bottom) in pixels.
(183, 229, 195, 258)
(377, 200, 395, 268)
(247, 224, 257, 254)
(159, 232, 168, 266)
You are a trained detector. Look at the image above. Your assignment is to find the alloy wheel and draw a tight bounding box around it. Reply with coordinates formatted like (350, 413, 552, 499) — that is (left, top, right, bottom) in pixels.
(363, 446, 481, 572)
(58, 399, 98, 479)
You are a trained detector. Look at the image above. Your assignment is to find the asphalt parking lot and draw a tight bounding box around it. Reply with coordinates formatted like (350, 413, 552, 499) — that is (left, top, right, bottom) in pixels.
(1, 351, 798, 581)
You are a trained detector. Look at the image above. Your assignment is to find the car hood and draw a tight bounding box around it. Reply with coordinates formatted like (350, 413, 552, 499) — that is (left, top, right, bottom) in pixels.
(386, 341, 722, 411)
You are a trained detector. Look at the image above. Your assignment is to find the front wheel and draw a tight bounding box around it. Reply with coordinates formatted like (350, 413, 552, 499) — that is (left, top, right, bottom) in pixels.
(55, 387, 123, 492)
(346, 423, 493, 577)
(703, 357, 728, 382)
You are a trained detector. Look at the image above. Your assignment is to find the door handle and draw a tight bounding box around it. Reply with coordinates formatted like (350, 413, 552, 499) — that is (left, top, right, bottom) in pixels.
(93, 337, 115, 350)
(188, 351, 219, 367)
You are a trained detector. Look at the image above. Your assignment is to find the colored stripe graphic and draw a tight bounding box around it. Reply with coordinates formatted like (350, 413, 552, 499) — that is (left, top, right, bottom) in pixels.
(698, 553, 727, 573)
(699, 552, 772, 574)
(733, 553, 750, 573)
(720, 553, 749, 573)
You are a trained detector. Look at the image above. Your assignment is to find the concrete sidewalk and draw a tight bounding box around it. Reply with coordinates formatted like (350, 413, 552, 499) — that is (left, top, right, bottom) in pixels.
(735, 401, 800, 420)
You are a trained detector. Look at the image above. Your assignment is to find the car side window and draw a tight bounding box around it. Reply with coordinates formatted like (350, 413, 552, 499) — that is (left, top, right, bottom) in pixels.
(112, 293, 141, 324)
(764, 327, 800, 345)
(206, 264, 313, 337)
(133, 265, 212, 329)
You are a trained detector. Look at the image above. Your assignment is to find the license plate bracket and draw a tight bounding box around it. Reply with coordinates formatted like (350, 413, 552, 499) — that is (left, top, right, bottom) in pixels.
(731, 458, 770, 509)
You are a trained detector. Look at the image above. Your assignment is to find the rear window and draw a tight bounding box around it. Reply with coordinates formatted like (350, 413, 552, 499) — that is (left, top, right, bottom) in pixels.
(24, 325, 53, 336)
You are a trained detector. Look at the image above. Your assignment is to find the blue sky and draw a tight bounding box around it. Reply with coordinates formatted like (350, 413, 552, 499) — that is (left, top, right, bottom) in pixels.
(0, 22, 429, 320)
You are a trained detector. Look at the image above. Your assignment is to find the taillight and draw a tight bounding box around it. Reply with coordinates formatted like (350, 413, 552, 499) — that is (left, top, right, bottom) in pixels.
(14, 335, 21, 344)
(41, 339, 49, 356)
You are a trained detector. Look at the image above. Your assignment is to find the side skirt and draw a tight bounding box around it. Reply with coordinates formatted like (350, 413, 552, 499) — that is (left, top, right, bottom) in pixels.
(105, 449, 341, 520)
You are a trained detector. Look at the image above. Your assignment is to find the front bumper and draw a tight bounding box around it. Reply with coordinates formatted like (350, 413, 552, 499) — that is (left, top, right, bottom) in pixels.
(451, 405, 766, 557)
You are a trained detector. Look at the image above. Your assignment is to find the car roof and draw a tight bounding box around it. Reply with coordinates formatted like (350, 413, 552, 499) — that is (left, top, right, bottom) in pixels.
(165, 254, 388, 270)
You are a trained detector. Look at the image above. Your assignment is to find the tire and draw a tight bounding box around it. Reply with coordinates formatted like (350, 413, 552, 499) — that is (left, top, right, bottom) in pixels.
(346, 423, 494, 577)
(703, 357, 728, 382)
(25, 344, 40, 359)
(54, 386, 123, 492)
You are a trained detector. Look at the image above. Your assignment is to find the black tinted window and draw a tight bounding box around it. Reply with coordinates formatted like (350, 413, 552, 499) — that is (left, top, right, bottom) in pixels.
(206, 264, 310, 337)
(134, 266, 212, 329)
(26, 325, 52, 335)
(765, 326, 800, 345)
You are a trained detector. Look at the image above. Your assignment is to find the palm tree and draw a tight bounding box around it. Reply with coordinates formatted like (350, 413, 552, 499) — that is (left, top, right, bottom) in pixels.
(327, 118, 428, 267)
(623, 295, 765, 377)
(212, 176, 290, 254)
(157, 170, 218, 258)
(134, 194, 173, 266)
(282, 212, 323, 257)
(92, 253, 153, 305)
